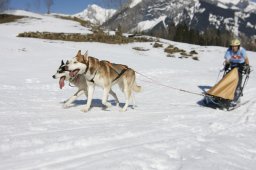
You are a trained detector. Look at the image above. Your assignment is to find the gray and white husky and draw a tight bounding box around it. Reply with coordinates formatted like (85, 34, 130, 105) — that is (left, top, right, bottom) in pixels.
(52, 60, 119, 108)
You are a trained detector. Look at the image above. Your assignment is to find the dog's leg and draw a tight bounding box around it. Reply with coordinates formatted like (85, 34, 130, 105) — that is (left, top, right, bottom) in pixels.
(109, 89, 119, 106)
(81, 82, 94, 112)
(64, 90, 84, 108)
(102, 87, 112, 108)
(131, 93, 136, 109)
(120, 82, 132, 112)
(84, 88, 88, 98)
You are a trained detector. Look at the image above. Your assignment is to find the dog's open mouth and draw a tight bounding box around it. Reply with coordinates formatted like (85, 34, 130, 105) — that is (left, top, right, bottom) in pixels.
(59, 76, 66, 89)
(69, 69, 80, 77)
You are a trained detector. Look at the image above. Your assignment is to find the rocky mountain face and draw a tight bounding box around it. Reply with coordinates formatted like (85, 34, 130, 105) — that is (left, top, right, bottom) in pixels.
(103, 0, 256, 38)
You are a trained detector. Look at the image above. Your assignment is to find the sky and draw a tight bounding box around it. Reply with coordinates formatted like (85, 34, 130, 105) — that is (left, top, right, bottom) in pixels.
(8, 0, 121, 14)
(7, 0, 256, 14)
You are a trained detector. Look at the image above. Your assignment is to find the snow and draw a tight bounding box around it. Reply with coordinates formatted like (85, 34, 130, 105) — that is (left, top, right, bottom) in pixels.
(247, 21, 256, 29)
(233, 12, 240, 36)
(2, 10, 92, 34)
(216, 2, 229, 9)
(209, 14, 223, 29)
(221, 0, 241, 4)
(1, 10, 256, 170)
(207, 0, 256, 11)
(211, 0, 242, 5)
(131, 16, 167, 32)
(74, 4, 116, 25)
(245, 1, 256, 12)
(129, 0, 142, 8)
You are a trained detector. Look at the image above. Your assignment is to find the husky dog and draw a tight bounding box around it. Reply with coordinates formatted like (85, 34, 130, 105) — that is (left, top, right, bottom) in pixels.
(67, 50, 142, 112)
(52, 60, 119, 108)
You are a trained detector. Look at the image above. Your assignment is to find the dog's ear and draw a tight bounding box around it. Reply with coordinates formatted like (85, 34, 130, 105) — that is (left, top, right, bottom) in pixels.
(77, 50, 81, 56)
(83, 55, 87, 63)
(61, 60, 64, 65)
(66, 60, 69, 65)
(84, 50, 88, 57)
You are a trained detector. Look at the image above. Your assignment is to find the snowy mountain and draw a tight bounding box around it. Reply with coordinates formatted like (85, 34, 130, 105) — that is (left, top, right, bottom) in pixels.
(74, 4, 116, 25)
(104, 0, 256, 37)
(1, 10, 256, 170)
(129, 0, 143, 8)
(245, 0, 256, 12)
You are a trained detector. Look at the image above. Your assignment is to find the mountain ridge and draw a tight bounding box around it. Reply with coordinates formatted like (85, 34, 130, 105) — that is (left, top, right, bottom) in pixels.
(101, 0, 256, 49)
(103, 0, 256, 36)
(74, 4, 116, 25)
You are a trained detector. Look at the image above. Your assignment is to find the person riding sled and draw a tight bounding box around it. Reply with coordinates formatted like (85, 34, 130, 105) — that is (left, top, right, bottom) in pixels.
(203, 38, 251, 110)
(223, 38, 250, 104)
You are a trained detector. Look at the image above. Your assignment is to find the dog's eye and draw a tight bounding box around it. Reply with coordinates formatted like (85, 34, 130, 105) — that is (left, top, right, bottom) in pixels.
(74, 61, 78, 64)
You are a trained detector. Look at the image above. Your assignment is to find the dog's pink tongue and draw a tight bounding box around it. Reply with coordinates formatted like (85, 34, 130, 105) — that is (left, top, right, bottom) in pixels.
(59, 77, 65, 89)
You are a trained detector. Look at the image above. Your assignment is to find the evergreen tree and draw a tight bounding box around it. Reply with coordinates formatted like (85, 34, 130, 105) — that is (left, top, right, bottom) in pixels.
(116, 24, 123, 36)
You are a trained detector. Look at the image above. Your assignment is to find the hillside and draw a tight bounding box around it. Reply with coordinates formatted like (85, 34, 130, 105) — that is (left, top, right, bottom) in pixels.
(0, 10, 256, 170)
(103, 0, 256, 50)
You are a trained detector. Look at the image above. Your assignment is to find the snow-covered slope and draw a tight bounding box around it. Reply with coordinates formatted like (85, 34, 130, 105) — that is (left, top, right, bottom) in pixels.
(245, 0, 256, 12)
(3, 10, 92, 34)
(129, 0, 142, 8)
(74, 4, 116, 25)
(1, 10, 256, 170)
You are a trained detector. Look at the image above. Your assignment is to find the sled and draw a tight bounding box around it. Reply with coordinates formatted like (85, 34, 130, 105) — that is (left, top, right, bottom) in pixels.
(202, 66, 250, 110)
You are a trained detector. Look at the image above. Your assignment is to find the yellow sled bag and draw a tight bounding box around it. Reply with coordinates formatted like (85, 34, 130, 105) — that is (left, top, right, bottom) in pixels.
(206, 68, 239, 100)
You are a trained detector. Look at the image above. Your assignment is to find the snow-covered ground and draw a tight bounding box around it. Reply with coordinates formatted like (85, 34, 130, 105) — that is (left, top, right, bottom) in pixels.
(0, 11, 256, 170)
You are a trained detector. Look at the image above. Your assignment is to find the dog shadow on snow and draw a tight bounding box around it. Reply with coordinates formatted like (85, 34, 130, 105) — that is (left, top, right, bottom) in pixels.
(61, 99, 133, 110)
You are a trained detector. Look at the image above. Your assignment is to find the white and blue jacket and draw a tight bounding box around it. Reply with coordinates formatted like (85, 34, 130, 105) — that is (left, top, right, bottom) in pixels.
(224, 47, 247, 64)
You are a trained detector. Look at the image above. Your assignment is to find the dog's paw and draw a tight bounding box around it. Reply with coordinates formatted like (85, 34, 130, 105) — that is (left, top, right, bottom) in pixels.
(102, 102, 112, 108)
(81, 108, 89, 112)
(106, 102, 112, 108)
(119, 108, 127, 112)
(63, 104, 71, 109)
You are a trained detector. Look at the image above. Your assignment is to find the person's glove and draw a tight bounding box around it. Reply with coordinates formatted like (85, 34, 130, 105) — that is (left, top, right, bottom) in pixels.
(243, 64, 251, 74)
(224, 63, 230, 71)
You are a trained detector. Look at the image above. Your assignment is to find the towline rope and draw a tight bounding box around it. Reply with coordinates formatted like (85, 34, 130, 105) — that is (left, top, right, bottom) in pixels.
(135, 71, 205, 97)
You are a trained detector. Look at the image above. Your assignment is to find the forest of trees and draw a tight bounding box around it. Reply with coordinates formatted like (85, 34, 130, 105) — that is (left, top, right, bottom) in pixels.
(168, 23, 231, 47)
(147, 22, 256, 51)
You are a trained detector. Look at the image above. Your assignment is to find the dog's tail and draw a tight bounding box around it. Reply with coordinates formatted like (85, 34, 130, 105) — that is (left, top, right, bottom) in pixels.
(133, 82, 142, 93)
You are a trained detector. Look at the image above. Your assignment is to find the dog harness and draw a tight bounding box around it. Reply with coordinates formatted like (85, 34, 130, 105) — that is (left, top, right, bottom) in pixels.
(109, 62, 129, 82)
(82, 56, 99, 83)
(87, 60, 129, 83)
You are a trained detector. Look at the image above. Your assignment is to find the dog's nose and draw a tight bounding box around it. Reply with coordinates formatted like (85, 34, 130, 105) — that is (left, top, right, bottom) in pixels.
(52, 75, 56, 79)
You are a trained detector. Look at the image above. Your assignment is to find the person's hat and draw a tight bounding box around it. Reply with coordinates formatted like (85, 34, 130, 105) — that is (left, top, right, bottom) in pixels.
(230, 39, 241, 46)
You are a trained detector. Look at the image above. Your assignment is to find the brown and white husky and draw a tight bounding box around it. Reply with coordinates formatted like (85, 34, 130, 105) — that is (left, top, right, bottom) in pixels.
(67, 50, 141, 112)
